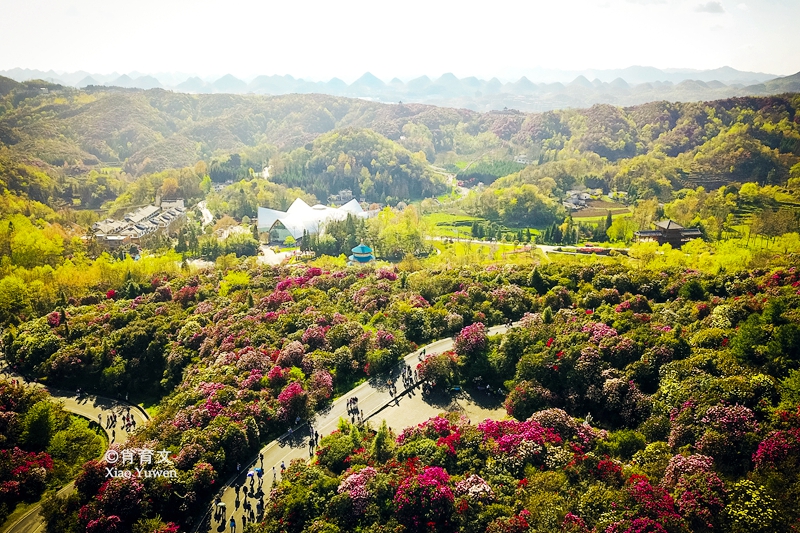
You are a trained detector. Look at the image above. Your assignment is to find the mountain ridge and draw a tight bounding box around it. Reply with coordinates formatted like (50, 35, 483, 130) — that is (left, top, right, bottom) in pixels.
(2, 66, 795, 113)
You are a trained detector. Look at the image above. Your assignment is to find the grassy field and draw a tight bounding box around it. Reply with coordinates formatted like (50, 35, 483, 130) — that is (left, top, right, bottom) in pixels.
(572, 199, 631, 220)
(423, 212, 482, 238)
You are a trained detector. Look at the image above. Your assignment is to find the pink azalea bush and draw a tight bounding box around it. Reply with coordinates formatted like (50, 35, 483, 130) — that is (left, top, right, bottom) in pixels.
(583, 322, 618, 343)
(454, 322, 487, 358)
(338, 467, 378, 514)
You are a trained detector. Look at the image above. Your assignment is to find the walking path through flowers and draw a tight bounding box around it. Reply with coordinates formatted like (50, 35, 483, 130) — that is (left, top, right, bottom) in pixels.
(196, 324, 514, 532)
(0, 361, 150, 533)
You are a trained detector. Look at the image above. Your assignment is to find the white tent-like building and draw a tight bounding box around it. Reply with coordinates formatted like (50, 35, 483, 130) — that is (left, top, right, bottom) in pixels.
(257, 198, 368, 242)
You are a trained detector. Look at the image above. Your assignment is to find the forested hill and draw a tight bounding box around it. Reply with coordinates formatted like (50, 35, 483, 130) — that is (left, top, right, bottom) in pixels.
(0, 84, 799, 193)
(0, 87, 471, 176)
(270, 128, 447, 203)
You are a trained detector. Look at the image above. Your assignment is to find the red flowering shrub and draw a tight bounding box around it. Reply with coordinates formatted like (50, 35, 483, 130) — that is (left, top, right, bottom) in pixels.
(417, 351, 459, 387)
(486, 509, 532, 533)
(267, 365, 290, 387)
(393, 466, 454, 530)
(174, 285, 198, 306)
(78, 478, 147, 531)
(277, 381, 308, 420)
(628, 295, 652, 313)
(46, 311, 61, 327)
(75, 459, 107, 499)
(605, 517, 668, 533)
(562, 512, 594, 533)
(597, 457, 625, 485)
(623, 478, 686, 532)
(377, 268, 398, 281)
(261, 289, 293, 310)
(695, 405, 759, 472)
(752, 428, 800, 470)
(302, 325, 329, 350)
(191, 462, 216, 494)
(0, 447, 53, 502)
(309, 370, 334, 403)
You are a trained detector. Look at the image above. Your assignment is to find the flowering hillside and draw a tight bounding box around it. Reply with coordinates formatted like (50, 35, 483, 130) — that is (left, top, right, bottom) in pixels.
(6, 260, 800, 532)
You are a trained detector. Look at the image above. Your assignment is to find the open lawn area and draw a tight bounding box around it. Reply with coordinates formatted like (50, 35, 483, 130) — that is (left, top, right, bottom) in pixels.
(423, 212, 483, 238)
(572, 199, 631, 220)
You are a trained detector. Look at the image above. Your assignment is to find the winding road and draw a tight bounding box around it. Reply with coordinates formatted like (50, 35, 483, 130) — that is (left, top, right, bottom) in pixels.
(0, 362, 150, 533)
(2, 323, 515, 533)
(195, 324, 513, 533)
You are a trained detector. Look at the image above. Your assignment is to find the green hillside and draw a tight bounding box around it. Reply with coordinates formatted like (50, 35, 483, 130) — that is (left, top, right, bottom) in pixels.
(271, 128, 448, 202)
(0, 75, 22, 96)
(0, 86, 799, 215)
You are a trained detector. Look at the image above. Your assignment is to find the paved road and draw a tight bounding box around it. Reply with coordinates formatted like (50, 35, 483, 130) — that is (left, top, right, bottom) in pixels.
(196, 324, 512, 533)
(0, 362, 150, 533)
(197, 201, 214, 228)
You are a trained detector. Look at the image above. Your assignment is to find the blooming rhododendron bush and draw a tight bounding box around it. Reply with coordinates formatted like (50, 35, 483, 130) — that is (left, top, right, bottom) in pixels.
(3, 259, 800, 531)
(252, 264, 800, 533)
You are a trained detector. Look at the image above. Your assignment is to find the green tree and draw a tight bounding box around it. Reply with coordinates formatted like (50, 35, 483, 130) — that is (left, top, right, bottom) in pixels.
(0, 275, 32, 325)
(731, 314, 768, 365)
(606, 217, 637, 243)
(21, 400, 57, 451)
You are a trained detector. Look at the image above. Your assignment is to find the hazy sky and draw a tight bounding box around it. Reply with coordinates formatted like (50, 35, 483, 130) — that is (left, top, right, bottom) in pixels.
(1, 0, 797, 81)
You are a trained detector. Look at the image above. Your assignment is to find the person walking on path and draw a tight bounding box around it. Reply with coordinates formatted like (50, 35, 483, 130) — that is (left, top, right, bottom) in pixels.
(229, 516, 236, 532)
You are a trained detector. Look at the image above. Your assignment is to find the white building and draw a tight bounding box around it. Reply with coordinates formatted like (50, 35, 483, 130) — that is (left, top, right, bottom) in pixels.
(257, 198, 370, 242)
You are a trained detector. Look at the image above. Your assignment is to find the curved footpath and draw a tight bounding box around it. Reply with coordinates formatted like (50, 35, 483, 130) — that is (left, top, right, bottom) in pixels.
(196, 324, 513, 533)
(0, 361, 150, 533)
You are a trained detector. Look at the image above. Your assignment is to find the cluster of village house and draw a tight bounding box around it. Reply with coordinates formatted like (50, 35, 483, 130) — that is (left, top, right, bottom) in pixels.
(89, 185, 701, 253)
(91, 200, 187, 248)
